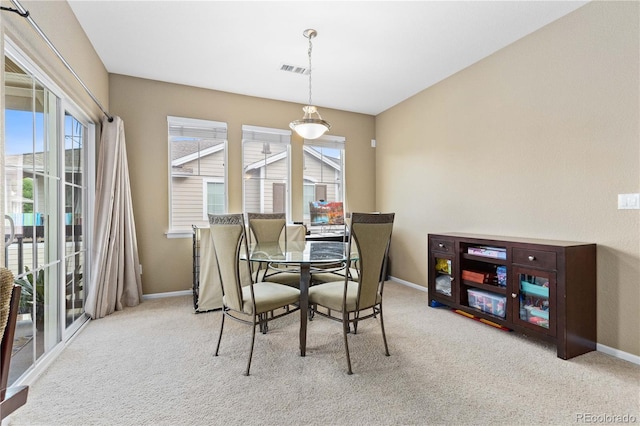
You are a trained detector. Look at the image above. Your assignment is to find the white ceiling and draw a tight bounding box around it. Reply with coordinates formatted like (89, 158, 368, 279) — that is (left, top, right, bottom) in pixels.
(68, 1, 589, 116)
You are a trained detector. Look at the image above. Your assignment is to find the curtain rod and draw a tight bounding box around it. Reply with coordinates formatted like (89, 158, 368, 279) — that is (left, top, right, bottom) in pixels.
(2, 1, 114, 122)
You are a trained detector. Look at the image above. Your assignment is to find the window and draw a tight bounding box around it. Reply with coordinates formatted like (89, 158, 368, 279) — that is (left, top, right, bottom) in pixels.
(168, 116, 227, 235)
(303, 135, 346, 226)
(204, 178, 225, 217)
(242, 125, 291, 217)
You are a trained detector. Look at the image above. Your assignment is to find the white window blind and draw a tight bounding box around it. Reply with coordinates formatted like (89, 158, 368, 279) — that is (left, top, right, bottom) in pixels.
(242, 124, 291, 144)
(303, 134, 346, 150)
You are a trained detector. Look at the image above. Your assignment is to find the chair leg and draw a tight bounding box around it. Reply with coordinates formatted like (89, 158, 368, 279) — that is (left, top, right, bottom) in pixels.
(309, 304, 315, 320)
(246, 316, 257, 376)
(342, 312, 353, 375)
(260, 314, 269, 334)
(215, 311, 226, 356)
(378, 305, 390, 357)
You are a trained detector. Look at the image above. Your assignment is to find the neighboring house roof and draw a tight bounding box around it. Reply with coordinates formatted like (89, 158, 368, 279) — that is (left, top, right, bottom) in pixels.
(171, 143, 225, 175)
(303, 146, 341, 171)
(6, 150, 84, 173)
(171, 144, 224, 167)
(171, 139, 219, 162)
(244, 151, 287, 172)
(244, 146, 341, 173)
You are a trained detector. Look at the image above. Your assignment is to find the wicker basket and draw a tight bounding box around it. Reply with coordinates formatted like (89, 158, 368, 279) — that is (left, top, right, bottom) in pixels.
(0, 268, 15, 342)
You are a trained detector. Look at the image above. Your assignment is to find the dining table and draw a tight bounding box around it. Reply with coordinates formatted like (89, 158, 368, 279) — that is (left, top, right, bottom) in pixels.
(245, 240, 350, 356)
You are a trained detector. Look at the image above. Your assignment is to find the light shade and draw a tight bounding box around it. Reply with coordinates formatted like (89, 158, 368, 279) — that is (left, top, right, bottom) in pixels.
(289, 105, 331, 139)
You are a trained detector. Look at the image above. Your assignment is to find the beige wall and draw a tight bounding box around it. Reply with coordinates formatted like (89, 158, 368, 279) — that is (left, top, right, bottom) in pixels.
(108, 74, 375, 295)
(376, 1, 640, 356)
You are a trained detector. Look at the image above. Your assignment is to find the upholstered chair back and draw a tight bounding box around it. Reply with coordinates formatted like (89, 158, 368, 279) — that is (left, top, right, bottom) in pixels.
(247, 212, 286, 243)
(209, 214, 249, 312)
(349, 213, 395, 310)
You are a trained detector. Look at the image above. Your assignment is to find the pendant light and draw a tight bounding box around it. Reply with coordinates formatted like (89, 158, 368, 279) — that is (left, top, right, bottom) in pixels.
(289, 29, 331, 139)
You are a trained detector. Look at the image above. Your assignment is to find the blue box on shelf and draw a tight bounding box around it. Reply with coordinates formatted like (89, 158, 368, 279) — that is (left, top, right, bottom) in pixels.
(496, 266, 507, 287)
(521, 281, 549, 298)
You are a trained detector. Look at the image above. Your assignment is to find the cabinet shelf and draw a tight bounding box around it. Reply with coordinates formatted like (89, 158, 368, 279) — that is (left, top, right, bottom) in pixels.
(462, 280, 507, 295)
(428, 232, 596, 360)
(462, 253, 509, 265)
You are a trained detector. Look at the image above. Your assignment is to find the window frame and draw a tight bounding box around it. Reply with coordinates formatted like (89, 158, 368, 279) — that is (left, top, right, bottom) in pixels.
(302, 135, 346, 224)
(167, 116, 228, 238)
(241, 125, 292, 220)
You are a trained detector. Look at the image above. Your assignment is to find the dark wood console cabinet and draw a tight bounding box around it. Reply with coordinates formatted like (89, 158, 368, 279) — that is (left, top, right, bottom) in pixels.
(428, 233, 596, 359)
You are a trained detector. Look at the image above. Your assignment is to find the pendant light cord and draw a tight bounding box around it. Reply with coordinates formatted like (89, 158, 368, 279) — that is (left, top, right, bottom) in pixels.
(307, 32, 313, 106)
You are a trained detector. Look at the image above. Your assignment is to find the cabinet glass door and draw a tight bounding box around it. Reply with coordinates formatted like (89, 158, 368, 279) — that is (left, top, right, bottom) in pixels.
(433, 256, 454, 299)
(514, 268, 555, 335)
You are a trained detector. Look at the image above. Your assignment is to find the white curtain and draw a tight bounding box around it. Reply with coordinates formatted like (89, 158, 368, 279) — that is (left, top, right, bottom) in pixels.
(85, 116, 142, 319)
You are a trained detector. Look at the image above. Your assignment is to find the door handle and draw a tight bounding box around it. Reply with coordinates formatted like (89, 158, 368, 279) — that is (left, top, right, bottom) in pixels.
(4, 214, 15, 247)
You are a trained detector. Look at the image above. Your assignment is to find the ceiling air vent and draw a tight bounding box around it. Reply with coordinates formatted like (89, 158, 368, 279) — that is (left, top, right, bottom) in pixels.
(280, 64, 309, 75)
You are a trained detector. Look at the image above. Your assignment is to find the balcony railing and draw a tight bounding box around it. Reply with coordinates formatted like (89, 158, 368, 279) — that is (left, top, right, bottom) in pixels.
(5, 225, 83, 275)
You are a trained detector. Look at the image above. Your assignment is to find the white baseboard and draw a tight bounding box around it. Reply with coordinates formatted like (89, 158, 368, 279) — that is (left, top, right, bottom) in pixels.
(142, 289, 192, 300)
(596, 343, 640, 365)
(388, 275, 427, 292)
(389, 276, 640, 366)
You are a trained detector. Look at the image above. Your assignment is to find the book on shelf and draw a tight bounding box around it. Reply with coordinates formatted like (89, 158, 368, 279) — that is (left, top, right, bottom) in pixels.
(467, 246, 507, 260)
(462, 269, 497, 285)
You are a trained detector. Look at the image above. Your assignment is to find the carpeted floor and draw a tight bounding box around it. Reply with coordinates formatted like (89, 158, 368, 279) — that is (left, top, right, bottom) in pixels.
(7, 281, 640, 425)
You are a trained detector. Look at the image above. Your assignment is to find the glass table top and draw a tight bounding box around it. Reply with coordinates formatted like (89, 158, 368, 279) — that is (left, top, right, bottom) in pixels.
(245, 241, 351, 265)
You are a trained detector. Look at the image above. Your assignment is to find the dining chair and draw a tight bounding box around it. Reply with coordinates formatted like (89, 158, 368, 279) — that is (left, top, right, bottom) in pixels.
(246, 212, 302, 287)
(246, 212, 287, 245)
(209, 214, 300, 376)
(308, 212, 395, 375)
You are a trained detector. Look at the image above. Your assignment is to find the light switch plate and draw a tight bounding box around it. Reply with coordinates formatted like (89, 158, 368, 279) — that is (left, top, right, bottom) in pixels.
(618, 193, 640, 209)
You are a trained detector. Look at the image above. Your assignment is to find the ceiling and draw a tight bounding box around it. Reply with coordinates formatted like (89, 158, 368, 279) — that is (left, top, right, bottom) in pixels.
(67, 1, 589, 116)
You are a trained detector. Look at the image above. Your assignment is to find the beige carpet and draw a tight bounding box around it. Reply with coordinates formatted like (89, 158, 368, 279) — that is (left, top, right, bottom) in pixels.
(7, 282, 640, 425)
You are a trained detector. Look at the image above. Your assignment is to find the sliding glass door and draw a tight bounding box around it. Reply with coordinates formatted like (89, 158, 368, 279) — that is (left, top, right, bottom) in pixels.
(4, 43, 93, 385)
(63, 112, 88, 330)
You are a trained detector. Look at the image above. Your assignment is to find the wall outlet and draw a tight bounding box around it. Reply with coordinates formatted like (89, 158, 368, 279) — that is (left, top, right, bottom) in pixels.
(617, 193, 640, 209)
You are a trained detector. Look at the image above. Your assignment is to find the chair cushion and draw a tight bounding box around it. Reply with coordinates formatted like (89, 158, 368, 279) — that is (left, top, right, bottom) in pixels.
(311, 268, 359, 284)
(308, 280, 381, 313)
(262, 271, 302, 288)
(253, 267, 301, 287)
(237, 282, 300, 315)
